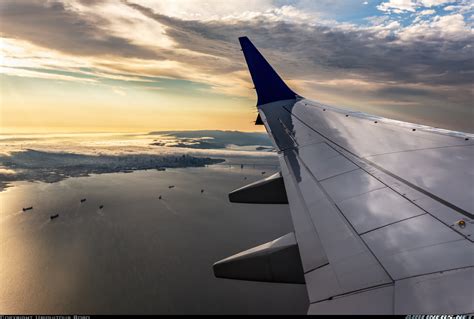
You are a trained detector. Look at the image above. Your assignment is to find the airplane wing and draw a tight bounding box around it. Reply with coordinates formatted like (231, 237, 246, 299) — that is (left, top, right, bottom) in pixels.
(213, 37, 474, 314)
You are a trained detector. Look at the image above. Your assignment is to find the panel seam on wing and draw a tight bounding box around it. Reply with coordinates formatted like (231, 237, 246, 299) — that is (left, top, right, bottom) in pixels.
(364, 143, 474, 158)
(357, 212, 428, 236)
(308, 282, 394, 305)
(290, 149, 395, 284)
(394, 265, 474, 282)
(282, 106, 474, 234)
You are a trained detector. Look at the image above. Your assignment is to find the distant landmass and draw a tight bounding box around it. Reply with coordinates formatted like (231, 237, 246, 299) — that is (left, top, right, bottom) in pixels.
(151, 140, 226, 149)
(0, 149, 224, 191)
(0, 130, 275, 191)
(149, 130, 272, 150)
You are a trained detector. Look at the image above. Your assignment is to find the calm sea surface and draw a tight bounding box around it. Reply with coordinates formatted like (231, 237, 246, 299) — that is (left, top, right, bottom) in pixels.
(0, 166, 308, 314)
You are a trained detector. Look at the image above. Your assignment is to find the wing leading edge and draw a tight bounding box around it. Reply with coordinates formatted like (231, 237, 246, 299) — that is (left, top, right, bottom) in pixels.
(213, 37, 474, 314)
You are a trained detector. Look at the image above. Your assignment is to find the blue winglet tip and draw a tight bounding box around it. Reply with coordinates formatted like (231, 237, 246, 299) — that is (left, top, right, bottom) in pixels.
(239, 37, 297, 106)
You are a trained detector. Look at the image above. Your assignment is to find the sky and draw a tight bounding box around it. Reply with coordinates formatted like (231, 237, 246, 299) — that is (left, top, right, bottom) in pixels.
(0, 0, 473, 133)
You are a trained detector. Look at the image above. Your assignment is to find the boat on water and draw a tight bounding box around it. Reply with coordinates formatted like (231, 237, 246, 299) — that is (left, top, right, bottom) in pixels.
(50, 214, 59, 220)
(80, 198, 87, 203)
(99, 205, 104, 209)
(159, 196, 162, 200)
(168, 185, 175, 189)
(22, 207, 33, 212)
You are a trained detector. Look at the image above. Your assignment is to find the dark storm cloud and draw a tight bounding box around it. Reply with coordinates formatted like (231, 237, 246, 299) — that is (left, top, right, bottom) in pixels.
(1, 0, 472, 116)
(122, 1, 474, 122)
(3, 0, 471, 89)
(125, 1, 474, 88)
(0, 0, 160, 59)
(75, 0, 104, 5)
(0, 0, 245, 76)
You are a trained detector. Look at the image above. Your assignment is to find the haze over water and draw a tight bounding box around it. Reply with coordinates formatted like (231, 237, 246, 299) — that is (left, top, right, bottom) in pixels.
(0, 132, 307, 314)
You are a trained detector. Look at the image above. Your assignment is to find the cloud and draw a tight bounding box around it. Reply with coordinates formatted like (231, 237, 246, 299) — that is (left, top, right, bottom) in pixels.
(419, 0, 454, 7)
(399, 13, 473, 41)
(419, 9, 436, 15)
(377, 0, 455, 13)
(125, 2, 473, 83)
(120, 1, 474, 117)
(441, 1, 474, 13)
(378, 0, 416, 12)
(4, 0, 471, 90)
(1, 0, 472, 129)
(0, 0, 160, 59)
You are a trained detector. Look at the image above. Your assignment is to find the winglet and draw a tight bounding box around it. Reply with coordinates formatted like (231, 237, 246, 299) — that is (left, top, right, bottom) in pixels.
(239, 37, 298, 106)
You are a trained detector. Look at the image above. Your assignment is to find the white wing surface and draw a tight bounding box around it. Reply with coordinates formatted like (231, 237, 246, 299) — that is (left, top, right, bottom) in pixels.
(214, 37, 474, 315)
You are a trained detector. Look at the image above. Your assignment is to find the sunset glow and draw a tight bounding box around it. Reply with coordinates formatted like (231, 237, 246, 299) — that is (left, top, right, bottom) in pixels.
(1, 0, 473, 133)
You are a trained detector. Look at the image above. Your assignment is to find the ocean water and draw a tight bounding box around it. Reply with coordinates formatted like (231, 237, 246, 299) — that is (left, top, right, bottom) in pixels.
(0, 166, 308, 314)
